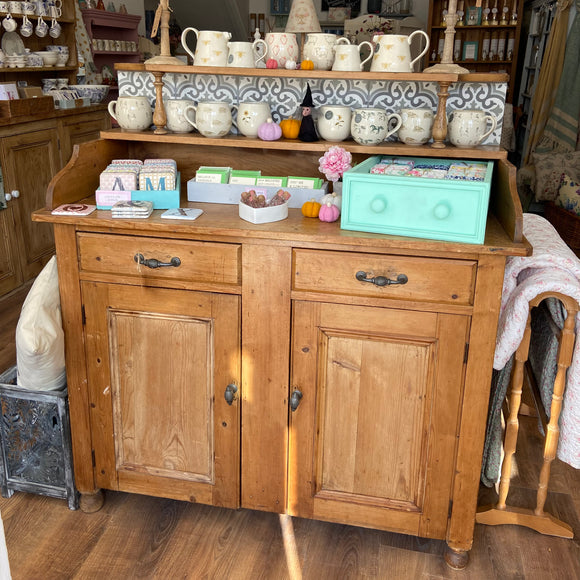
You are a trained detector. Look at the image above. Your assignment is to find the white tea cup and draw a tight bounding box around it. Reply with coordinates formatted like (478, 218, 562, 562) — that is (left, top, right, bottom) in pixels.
(20, 13, 33, 36)
(2, 13, 17, 32)
(351, 108, 402, 146)
(316, 105, 352, 142)
(448, 109, 498, 148)
(35, 14, 48, 37)
(397, 108, 434, 146)
(190, 101, 237, 138)
(108, 96, 153, 132)
(165, 99, 196, 133)
(49, 17, 61, 38)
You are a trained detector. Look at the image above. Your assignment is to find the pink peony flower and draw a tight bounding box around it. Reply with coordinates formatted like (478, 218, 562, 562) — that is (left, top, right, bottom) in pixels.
(318, 146, 352, 183)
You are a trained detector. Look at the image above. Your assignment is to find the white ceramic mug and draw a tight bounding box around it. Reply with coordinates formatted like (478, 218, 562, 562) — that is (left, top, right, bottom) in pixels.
(316, 105, 352, 142)
(351, 108, 402, 146)
(236, 101, 271, 138)
(303, 33, 350, 71)
(2, 13, 17, 32)
(20, 13, 33, 36)
(108, 96, 153, 132)
(21, 0, 35, 13)
(332, 41, 373, 71)
(370, 31, 430, 72)
(49, 16, 60, 38)
(191, 101, 237, 138)
(397, 108, 434, 145)
(447, 109, 498, 148)
(264, 32, 299, 68)
(0, 2, 8, 11)
(35, 14, 48, 37)
(181, 28, 232, 66)
(227, 40, 267, 68)
(165, 99, 196, 133)
(7, 1, 21, 12)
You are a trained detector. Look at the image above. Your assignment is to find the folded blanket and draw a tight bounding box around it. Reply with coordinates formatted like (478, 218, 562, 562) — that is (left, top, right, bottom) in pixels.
(484, 214, 580, 483)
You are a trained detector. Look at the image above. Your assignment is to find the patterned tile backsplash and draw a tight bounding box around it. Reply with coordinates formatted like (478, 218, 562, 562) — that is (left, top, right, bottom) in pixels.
(118, 71, 507, 146)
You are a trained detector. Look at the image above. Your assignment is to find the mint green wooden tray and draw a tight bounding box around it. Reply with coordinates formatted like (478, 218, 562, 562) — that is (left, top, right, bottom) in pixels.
(341, 156, 493, 245)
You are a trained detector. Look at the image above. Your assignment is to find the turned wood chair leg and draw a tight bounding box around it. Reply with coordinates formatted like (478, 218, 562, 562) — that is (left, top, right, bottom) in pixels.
(496, 313, 532, 510)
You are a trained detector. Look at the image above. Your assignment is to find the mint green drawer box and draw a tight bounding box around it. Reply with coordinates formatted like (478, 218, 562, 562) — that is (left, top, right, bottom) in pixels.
(341, 156, 493, 244)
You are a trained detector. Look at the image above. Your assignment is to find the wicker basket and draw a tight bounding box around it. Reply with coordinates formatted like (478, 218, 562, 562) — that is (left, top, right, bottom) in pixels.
(544, 202, 580, 250)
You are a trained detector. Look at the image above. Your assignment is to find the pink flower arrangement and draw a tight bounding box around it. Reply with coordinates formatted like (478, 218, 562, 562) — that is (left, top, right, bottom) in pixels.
(318, 146, 352, 183)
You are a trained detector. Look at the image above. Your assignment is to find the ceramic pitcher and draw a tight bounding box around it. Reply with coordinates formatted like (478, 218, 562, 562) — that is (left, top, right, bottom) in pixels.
(264, 32, 299, 67)
(303, 33, 350, 71)
(448, 109, 497, 147)
(370, 31, 430, 73)
(332, 41, 373, 71)
(227, 39, 267, 68)
(181, 28, 232, 66)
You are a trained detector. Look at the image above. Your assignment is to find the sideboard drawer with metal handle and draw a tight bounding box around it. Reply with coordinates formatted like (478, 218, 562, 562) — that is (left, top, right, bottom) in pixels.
(292, 249, 476, 306)
(77, 232, 241, 289)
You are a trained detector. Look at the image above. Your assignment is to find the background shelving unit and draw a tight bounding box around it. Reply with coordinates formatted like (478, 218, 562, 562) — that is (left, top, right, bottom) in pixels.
(427, 0, 524, 102)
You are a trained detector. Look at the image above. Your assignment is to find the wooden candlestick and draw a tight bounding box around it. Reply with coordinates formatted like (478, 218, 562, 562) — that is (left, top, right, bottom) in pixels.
(145, 0, 183, 66)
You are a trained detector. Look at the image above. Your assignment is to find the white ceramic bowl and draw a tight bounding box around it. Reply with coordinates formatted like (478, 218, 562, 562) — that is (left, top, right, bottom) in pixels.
(68, 84, 110, 104)
(36, 51, 58, 66)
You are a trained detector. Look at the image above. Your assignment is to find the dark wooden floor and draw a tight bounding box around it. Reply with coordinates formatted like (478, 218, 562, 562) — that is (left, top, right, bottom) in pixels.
(1, 287, 579, 579)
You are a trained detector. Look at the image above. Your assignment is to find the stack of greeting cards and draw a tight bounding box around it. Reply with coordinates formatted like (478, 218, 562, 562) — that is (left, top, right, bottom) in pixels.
(111, 200, 154, 219)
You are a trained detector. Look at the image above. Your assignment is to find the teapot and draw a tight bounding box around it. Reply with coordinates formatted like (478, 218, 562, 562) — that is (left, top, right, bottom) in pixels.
(370, 31, 430, 73)
(181, 28, 232, 67)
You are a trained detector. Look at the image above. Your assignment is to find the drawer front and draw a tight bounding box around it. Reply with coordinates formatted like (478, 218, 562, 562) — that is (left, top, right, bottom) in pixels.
(78, 233, 241, 287)
(293, 249, 476, 306)
(342, 160, 491, 245)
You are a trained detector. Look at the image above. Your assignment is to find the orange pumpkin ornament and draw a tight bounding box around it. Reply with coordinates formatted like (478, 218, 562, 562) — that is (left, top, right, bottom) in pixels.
(301, 59, 315, 70)
(280, 118, 301, 139)
(301, 198, 321, 218)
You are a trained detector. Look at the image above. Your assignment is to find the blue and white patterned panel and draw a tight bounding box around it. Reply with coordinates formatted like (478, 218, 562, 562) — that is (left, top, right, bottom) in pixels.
(448, 82, 507, 146)
(117, 71, 506, 145)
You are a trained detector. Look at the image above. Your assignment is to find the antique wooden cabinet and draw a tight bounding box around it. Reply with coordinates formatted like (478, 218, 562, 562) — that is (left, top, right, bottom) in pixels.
(32, 65, 529, 569)
(0, 108, 110, 298)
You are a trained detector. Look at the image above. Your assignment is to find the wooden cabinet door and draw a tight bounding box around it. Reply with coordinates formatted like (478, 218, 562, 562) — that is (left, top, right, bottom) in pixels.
(0, 207, 22, 296)
(58, 114, 110, 167)
(289, 301, 470, 540)
(82, 282, 241, 508)
(1, 129, 59, 281)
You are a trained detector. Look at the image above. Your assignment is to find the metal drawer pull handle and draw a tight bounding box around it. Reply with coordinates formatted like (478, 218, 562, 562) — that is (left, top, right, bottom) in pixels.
(224, 384, 238, 406)
(134, 253, 181, 269)
(290, 389, 303, 412)
(355, 271, 408, 287)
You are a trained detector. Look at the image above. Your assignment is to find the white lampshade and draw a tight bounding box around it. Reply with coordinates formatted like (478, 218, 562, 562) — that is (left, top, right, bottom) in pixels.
(285, 0, 322, 33)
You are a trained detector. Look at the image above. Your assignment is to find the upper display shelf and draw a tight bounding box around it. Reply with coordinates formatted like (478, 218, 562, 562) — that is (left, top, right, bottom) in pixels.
(114, 63, 509, 84)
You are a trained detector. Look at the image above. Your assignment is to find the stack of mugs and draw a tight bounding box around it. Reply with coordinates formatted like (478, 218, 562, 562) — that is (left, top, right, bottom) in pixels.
(92, 38, 137, 53)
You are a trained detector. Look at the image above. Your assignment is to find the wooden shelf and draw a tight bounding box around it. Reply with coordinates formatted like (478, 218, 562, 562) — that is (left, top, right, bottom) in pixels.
(432, 24, 517, 30)
(99, 128, 507, 159)
(0, 66, 77, 73)
(4, 13, 75, 23)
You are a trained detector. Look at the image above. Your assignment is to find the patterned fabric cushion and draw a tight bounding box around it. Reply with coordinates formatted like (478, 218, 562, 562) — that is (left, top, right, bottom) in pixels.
(532, 150, 580, 201)
(555, 173, 580, 215)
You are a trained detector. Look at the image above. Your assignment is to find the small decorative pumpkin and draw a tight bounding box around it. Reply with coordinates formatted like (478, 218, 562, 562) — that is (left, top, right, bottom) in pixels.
(301, 198, 321, 218)
(280, 118, 301, 140)
(301, 59, 315, 70)
(319, 202, 340, 222)
(285, 59, 297, 70)
(266, 58, 278, 69)
(257, 118, 282, 141)
(320, 192, 342, 210)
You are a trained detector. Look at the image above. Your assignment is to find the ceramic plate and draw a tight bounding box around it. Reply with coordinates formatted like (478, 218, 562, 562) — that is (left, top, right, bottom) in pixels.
(2, 32, 25, 56)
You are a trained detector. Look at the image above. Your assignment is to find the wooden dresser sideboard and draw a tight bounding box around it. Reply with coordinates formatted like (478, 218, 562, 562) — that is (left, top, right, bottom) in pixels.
(32, 67, 529, 568)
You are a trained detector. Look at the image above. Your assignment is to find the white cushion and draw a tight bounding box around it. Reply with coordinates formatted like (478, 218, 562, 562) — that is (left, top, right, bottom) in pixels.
(16, 256, 66, 391)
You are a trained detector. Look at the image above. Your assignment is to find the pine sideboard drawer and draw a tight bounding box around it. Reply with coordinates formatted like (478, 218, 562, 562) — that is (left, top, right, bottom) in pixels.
(292, 249, 476, 306)
(77, 232, 241, 288)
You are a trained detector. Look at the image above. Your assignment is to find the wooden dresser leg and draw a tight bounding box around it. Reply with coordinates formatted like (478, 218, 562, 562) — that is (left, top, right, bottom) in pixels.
(444, 545, 469, 570)
(79, 489, 105, 513)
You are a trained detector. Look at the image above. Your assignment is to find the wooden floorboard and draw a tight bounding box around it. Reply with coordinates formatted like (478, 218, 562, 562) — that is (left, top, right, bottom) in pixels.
(1, 287, 579, 579)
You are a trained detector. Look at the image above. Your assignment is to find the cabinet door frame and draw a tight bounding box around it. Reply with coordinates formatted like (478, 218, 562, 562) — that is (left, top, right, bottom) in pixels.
(289, 300, 470, 540)
(82, 281, 241, 509)
(0, 206, 22, 296)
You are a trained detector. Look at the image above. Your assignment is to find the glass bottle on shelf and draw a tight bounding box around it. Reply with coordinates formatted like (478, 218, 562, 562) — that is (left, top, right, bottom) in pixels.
(490, 0, 499, 24)
(437, 32, 445, 60)
(481, 30, 491, 60)
(499, 0, 509, 24)
(457, 0, 465, 25)
(454, 30, 463, 61)
(509, 0, 518, 25)
(482, 0, 490, 25)
(490, 30, 499, 59)
(506, 31, 515, 59)
(497, 30, 507, 60)
(440, 0, 448, 26)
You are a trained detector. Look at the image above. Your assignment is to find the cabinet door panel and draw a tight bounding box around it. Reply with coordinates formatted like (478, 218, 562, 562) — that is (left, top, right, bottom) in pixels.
(82, 282, 240, 508)
(0, 207, 22, 296)
(1, 129, 59, 280)
(289, 301, 469, 539)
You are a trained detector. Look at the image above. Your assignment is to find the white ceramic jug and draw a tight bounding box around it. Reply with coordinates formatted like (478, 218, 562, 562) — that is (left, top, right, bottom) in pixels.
(303, 33, 350, 71)
(332, 41, 373, 71)
(181, 28, 232, 66)
(264, 32, 299, 67)
(370, 31, 430, 73)
(227, 40, 267, 68)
